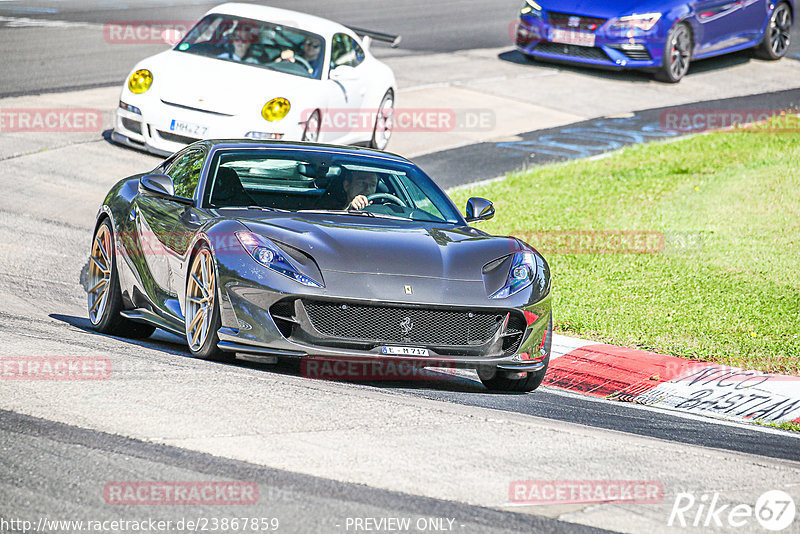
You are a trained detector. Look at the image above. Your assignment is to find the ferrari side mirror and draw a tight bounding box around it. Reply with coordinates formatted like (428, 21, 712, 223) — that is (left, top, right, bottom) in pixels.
(465, 197, 495, 222)
(139, 174, 193, 205)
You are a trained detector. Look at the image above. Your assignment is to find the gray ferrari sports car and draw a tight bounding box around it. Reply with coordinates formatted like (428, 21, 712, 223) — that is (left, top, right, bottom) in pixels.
(87, 140, 552, 391)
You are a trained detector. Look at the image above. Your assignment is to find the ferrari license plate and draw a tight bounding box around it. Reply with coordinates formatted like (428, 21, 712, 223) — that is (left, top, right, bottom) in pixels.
(169, 119, 207, 137)
(380, 346, 429, 356)
(550, 29, 595, 47)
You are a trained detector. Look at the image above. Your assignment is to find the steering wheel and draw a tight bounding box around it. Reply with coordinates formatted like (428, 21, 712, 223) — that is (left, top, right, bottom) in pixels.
(274, 53, 312, 72)
(367, 193, 406, 207)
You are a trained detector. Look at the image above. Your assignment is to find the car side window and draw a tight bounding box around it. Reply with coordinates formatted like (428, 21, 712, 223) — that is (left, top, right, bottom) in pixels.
(167, 149, 205, 199)
(330, 33, 364, 69)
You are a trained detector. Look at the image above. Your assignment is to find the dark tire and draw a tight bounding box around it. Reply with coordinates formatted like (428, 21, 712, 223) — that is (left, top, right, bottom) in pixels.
(87, 218, 156, 338)
(302, 110, 321, 143)
(185, 244, 230, 361)
(655, 22, 692, 83)
(369, 90, 394, 150)
(479, 317, 552, 393)
(755, 2, 792, 59)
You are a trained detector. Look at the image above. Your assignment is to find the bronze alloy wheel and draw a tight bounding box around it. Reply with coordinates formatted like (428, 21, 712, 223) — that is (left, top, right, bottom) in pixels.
(87, 219, 154, 338)
(87, 223, 113, 325)
(185, 247, 216, 352)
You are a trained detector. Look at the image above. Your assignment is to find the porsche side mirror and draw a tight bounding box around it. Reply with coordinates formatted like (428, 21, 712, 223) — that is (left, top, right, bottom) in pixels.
(465, 197, 495, 222)
(330, 65, 358, 81)
(139, 174, 193, 205)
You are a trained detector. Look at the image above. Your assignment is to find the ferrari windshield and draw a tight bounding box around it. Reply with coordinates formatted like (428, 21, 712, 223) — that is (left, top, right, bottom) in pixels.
(175, 15, 326, 80)
(205, 150, 463, 224)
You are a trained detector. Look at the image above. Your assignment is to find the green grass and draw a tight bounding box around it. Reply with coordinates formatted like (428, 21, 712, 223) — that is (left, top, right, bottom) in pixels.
(755, 420, 800, 433)
(450, 121, 800, 374)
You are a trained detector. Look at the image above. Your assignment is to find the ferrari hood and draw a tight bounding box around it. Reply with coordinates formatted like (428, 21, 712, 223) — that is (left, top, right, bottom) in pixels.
(240, 215, 523, 281)
(140, 50, 319, 116)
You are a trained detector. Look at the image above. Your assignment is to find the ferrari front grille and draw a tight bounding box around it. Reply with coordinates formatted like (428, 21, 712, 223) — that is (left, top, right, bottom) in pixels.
(302, 300, 507, 347)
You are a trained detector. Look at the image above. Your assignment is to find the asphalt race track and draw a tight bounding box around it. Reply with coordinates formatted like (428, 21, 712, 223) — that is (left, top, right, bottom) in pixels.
(2, 2, 800, 533)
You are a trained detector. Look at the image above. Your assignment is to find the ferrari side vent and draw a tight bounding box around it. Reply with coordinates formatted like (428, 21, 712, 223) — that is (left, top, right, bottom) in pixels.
(502, 314, 527, 355)
(269, 299, 296, 338)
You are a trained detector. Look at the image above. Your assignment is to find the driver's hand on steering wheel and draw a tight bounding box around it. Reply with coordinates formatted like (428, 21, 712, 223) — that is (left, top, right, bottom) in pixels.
(279, 49, 296, 62)
(348, 195, 371, 210)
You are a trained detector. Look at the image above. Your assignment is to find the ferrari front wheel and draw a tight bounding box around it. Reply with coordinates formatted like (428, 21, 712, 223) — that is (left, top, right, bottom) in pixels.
(185, 244, 229, 361)
(370, 90, 394, 150)
(87, 218, 155, 338)
(478, 317, 552, 393)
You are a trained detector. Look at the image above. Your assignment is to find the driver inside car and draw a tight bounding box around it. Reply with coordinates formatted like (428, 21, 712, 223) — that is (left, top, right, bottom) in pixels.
(315, 170, 378, 210)
(278, 36, 323, 76)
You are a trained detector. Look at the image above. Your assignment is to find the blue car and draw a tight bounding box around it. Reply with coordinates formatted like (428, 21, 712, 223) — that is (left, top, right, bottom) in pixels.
(515, 0, 794, 82)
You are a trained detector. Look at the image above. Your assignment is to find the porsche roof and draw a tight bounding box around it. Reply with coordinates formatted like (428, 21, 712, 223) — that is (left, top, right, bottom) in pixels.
(207, 3, 351, 37)
(197, 139, 411, 164)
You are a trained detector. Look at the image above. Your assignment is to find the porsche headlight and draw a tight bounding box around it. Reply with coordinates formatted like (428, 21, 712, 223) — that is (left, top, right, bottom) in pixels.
(521, 0, 542, 17)
(490, 252, 537, 299)
(128, 69, 153, 94)
(235, 231, 323, 288)
(609, 13, 662, 32)
(261, 98, 291, 122)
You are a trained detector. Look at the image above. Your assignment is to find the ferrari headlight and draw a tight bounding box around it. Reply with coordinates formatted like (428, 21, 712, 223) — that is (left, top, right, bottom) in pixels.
(609, 13, 662, 32)
(235, 231, 323, 288)
(261, 98, 291, 122)
(521, 0, 542, 17)
(490, 252, 537, 299)
(128, 69, 153, 94)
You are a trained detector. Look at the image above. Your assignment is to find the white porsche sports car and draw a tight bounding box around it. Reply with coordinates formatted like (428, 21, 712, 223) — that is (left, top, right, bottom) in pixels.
(112, 3, 399, 156)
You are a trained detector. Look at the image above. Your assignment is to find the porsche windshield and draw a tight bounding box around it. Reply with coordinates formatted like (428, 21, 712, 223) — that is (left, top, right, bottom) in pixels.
(175, 15, 326, 80)
(205, 151, 463, 224)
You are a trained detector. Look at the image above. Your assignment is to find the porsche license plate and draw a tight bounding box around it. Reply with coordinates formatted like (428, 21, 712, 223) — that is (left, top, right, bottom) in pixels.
(550, 29, 595, 47)
(169, 119, 207, 137)
(380, 346, 429, 356)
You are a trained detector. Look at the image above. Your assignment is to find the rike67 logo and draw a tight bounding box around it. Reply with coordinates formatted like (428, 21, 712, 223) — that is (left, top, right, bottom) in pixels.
(669, 490, 796, 531)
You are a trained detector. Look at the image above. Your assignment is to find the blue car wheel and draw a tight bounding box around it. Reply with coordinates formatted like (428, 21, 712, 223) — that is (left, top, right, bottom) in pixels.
(757, 2, 793, 60)
(656, 22, 693, 83)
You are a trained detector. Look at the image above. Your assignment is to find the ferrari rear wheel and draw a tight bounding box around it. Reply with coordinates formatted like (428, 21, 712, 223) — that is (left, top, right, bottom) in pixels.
(185, 245, 229, 361)
(87, 219, 155, 338)
(302, 110, 321, 143)
(756, 2, 792, 59)
(370, 90, 394, 151)
(656, 23, 692, 83)
(478, 317, 552, 393)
